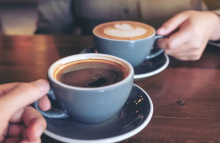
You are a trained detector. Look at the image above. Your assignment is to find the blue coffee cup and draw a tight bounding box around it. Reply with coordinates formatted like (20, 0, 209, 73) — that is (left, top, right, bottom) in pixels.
(34, 54, 134, 124)
(93, 21, 164, 67)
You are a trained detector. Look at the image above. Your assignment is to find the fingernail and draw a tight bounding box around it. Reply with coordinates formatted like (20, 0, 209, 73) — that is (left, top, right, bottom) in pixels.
(36, 126, 43, 137)
(34, 80, 48, 92)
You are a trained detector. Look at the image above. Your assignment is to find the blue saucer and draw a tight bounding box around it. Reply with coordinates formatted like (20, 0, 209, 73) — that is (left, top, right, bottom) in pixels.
(44, 84, 153, 143)
(80, 46, 169, 79)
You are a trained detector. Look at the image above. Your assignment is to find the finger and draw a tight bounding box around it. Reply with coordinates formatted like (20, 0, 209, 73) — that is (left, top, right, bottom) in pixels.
(21, 138, 41, 143)
(0, 82, 19, 96)
(157, 12, 189, 36)
(4, 137, 22, 143)
(164, 43, 191, 55)
(9, 108, 24, 123)
(9, 104, 49, 123)
(175, 53, 202, 61)
(171, 49, 203, 61)
(166, 52, 190, 60)
(157, 38, 169, 50)
(175, 56, 189, 61)
(0, 136, 4, 143)
(9, 107, 46, 142)
(8, 107, 46, 142)
(0, 79, 50, 117)
(22, 106, 46, 142)
(157, 24, 193, 50)
(7, 124, 26, 137)
(165, 24, 194, 49)
(39, 96, 51, 111)
(0, 122, 8, 142)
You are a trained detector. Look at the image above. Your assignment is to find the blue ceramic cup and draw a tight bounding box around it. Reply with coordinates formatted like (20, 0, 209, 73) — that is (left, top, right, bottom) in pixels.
(93, 21, 164, 67)
(34, 53, 134, 124)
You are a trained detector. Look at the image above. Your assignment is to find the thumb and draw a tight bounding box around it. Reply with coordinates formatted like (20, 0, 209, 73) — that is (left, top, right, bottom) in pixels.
(0, 80, 50, 117)
(157, 12, 189, 36)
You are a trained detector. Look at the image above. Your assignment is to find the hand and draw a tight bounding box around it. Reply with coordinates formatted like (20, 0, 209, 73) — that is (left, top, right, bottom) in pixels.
(0, 79, 50, 143)
(157, 10, 220, 61)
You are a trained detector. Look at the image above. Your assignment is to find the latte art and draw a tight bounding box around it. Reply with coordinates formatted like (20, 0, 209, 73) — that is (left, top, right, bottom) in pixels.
(104, 24, 147, 38)
(93, 21, 155, 40)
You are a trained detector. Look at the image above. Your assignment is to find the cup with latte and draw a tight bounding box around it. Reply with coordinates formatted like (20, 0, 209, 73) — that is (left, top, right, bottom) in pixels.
(93, 21, 164, 67)
(33, 53, 134, 124)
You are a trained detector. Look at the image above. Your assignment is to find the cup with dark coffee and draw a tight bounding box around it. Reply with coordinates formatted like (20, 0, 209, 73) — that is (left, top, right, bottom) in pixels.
(93, 21, 164, 67)
(34, 53, 134, 124)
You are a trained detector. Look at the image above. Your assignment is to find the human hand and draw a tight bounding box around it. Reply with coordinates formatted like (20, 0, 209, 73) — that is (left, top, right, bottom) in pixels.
(157, 10, 220, 61)
(0, 79, 50, 143)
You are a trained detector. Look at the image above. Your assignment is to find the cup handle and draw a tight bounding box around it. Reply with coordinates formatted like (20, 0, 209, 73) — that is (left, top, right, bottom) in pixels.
(146, 35, 164, 60)
(33, 88, 68, 118)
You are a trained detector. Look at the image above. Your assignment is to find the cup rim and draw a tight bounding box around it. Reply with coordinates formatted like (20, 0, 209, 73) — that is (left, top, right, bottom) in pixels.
(93, 21, 156, 41)
(48, 53, 134, 91)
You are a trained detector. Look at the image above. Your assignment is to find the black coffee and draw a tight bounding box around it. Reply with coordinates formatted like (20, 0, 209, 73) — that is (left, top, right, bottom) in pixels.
(54, 59, 127, 88)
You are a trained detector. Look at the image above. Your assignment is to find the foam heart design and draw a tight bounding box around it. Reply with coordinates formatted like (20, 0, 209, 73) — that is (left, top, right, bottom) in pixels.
(115, 24, 133, 30)
(104, 23, 147, 38)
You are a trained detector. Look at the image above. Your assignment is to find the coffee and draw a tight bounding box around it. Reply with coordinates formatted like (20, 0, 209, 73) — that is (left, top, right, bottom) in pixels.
(93, 21, 155, 40)
(54, 59, 128, 88)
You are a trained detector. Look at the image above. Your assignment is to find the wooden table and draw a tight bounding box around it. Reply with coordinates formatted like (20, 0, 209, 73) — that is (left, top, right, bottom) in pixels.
(1, 35, 220, 143)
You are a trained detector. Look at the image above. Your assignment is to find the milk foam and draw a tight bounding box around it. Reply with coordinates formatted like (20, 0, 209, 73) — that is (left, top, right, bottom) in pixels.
(104, 23, 147, 38)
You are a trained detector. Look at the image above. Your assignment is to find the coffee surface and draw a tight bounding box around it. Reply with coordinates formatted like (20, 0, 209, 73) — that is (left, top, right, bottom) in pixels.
(54, 59, 128, 88)
(93, 21, 155, 40)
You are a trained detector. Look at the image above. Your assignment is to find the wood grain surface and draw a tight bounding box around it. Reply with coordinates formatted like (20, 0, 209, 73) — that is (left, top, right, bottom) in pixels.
(1, 35, 220, 143)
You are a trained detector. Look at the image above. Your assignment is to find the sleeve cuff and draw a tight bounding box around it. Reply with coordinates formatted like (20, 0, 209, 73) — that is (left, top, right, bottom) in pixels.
(212, 10, 220, 16)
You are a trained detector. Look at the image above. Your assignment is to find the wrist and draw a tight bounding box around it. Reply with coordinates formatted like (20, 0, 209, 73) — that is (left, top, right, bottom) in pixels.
(204, 11, 220, 40)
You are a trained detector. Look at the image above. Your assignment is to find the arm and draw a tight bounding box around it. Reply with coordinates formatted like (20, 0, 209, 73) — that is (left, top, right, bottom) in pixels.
(35, 0, 75, 35)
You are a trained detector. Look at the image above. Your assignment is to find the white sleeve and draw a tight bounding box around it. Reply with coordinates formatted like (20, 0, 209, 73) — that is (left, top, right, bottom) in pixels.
(212, 10, 220, 16)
